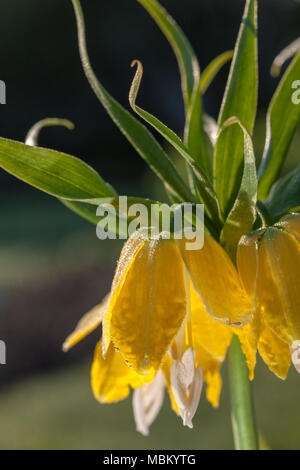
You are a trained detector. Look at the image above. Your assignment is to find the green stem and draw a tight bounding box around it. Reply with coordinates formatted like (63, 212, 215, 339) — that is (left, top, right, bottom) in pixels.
(228, 335, 259, 450)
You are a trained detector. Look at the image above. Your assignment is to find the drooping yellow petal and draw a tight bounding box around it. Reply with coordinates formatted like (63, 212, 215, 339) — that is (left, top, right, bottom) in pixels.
(190, 283, 232, 361)
(257, 227, 300, 345)
(237, 228, 294, 380)
(91, 340, 142, 404)
(178, 234, 253, 326)
(205, 366, 222, 409)
(102, 230, 148, 356)
(193, 342, 223, 408)
(110, 237, 187, 378)
(258, 324, 291, 380)
(63, 294, 110, 352)
(161, 354, 179, 415)
(234, 324, 257, 381)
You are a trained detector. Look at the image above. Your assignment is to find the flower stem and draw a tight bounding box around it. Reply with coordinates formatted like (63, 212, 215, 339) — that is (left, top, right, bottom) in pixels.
(228, 334, 259, 450)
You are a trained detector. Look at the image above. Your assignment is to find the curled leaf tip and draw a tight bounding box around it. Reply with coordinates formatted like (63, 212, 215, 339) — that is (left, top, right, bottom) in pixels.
(270, 37, 300, 77)
(129, 59, 144, 111)
(25, 118, 75, 147)
(217, 116, 248, 139)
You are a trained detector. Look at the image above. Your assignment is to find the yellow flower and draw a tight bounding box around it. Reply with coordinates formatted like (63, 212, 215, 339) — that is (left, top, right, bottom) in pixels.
(237, 212, 300, 379)
(63, 229, 253, 433)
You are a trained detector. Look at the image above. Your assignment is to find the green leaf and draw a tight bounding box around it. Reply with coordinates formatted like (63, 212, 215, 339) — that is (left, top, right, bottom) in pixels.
(129, 61, 191, 164)
(214, 0, 258, 218)
(184, 80, 211, 176)
(264, 164, 300, 220)
(71, 0, 193, 204)
(220, 118, 257, 260)
(63, 197, 162, 236)
(23, 117, 117, 225)
(0, 137, 116, 200)
(200, 50, 233, 94)
(129, 60, 221, 222)
(258, 48, 300, 200)
(137, 0, 200, 109)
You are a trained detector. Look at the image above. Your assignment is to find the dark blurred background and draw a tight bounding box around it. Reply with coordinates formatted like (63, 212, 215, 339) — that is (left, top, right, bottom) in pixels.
(0, 0, 300, 450)
(1, 0, 300, 190)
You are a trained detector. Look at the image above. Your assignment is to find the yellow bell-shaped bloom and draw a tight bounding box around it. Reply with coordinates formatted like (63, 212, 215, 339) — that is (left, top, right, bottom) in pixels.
(63, 228, 254, 433)
(104, 231, 188, 379)
(237, 213, 300, 378)
(63, 279, 233, 433)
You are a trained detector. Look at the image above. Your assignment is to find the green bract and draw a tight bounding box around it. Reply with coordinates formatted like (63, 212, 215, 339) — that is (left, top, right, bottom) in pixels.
(0, 0, 299, 249)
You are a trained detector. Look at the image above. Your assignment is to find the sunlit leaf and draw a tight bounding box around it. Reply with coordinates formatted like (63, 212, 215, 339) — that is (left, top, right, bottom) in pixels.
(264, 164, 300, 219)
(214, 0, 258, 218)
(64, 196, 165, 240)
(184, 81, 211, 176)
(129, 60, 220, 221)
(0, 137, 116, 200)
(220, 118, 257, 260)
(258, 47, 300, 200)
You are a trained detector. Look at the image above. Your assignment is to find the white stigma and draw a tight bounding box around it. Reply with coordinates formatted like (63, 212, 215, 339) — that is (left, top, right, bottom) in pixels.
(132, 370, 165, 436)
(170, 347, 203, 429)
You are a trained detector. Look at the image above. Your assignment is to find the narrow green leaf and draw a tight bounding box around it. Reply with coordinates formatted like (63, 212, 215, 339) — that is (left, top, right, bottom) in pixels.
(0, 137, 116, 200)
(63, 197, 162, 238)
(264, 164, 300, 219)
(214, 0, 258, 218)
(258, 48, 300, 200)
(220, 118, 257, 260)
(185, 48, 234, 180)
(184, 81, 211, 176)
(129, 61, 191, 164)
(137, 0, 200, 109)
(129, 60, 221, 222)
(24, 117, 118, 225)
(200, 50, 233, 94)
(71, 0, 193, 203)
(65, 196, 221, 240)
